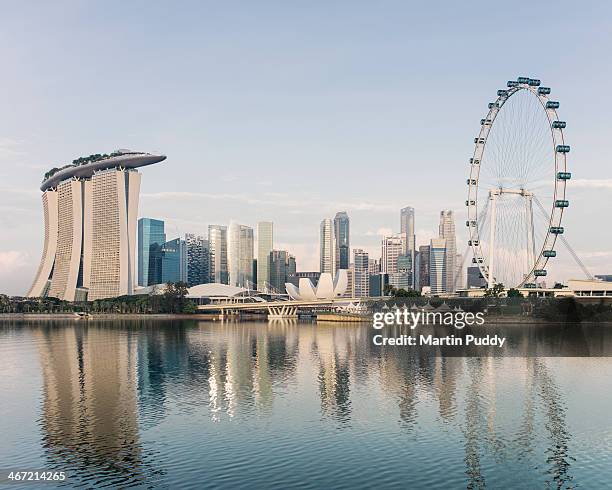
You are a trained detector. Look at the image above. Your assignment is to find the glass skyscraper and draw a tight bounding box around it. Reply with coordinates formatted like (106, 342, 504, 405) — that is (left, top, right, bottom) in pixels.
(228, 221, 254, 288)
(400, 206, 416, 288)
(334, 211, 350, 271)
(208, 225, 228, 284)
(185, 233, 209, 287)
(429, 238, 447, 295)
(138, 218, 166, 286)
(257, 221, 273, 291)
(161, 238, 187, 284)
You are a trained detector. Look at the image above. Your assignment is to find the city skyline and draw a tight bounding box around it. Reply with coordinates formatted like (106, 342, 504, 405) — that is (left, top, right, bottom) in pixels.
(1, 2, 612, 295)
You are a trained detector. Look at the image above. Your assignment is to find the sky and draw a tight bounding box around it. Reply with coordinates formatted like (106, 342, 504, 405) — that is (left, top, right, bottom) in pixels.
(1, 0, 611, 295)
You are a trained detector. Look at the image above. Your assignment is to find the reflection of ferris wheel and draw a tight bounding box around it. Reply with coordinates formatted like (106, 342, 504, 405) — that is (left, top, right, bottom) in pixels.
(466, 77, 571, 289)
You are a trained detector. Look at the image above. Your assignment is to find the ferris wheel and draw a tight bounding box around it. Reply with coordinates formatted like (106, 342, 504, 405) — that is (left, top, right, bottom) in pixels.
(466, 76, 571, 289)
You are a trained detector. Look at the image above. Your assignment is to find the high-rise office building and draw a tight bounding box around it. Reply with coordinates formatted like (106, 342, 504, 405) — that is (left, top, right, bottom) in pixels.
(257, 221, 273, 291)
(381, 235, 403, 274)
(400, 206, 416, 288)
(138, 218, 166, 287)
(439, 210, 457, 294)
(368, 257, 380, 276)
(353, 249, 369, 298)
(228, 221, 254, 288)
(208, 224, 228, 284)
(269, 250, 296, 292)
(28, 151, 166, 300)
(455, 253, 464, 290)
(161, 237, 187, 284)
(430, 238, 447, 295)
(467, 266, 486, 288)
(333, 211, 350, 271)
(185, 233, 209, 287)
(320, 218, 334, 274)
(419, 245, 430, 288)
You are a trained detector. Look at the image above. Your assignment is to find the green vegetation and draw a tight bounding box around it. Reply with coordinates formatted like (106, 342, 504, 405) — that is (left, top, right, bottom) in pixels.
(43, 151, 138, 181)
(384, 285, 421, 297)
(507, 288, 522, 297)
(484, 283, 505, 298)
(0, 282, 197, 315)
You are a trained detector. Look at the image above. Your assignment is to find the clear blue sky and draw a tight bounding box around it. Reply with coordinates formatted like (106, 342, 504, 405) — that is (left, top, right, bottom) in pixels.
(1, 0, 611, 294)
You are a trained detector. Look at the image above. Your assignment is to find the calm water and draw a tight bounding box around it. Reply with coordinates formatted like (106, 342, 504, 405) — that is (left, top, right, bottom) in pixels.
(1, 319, 612, 489)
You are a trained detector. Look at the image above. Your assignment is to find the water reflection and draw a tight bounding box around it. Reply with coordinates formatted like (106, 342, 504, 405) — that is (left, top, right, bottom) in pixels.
(2, 320, 610, 488)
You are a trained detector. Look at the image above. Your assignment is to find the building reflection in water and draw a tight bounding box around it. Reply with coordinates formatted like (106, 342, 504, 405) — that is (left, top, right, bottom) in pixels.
(35, 322, 146, 485)
(30, 319, 587, 487)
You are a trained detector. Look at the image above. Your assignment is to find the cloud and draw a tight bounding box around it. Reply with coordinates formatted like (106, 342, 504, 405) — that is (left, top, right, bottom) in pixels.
(365, 227, 393, 237)
(0, 251, 28, 271)
(570, 179, 612, 190)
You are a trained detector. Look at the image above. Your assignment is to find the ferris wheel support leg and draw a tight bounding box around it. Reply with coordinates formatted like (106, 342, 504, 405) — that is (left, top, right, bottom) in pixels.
(526, 195, 536, 272)
(488, 193, 497, 289)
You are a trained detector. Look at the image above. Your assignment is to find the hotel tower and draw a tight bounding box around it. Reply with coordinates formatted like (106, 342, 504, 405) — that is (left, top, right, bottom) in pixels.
(28, 150, 166, 301)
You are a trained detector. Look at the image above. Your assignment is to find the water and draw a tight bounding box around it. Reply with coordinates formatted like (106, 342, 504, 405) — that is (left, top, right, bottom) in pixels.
(1, 319, 612, 489)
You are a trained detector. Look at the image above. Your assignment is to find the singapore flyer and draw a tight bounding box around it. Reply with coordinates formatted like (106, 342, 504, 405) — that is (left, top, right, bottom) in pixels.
(466, 76, 571, 289)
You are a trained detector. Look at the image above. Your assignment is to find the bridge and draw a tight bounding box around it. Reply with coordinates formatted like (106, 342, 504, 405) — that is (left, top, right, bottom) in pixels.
(196, 298, 369, 319)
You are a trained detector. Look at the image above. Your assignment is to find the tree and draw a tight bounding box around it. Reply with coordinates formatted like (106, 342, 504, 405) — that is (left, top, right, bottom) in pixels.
(553, 282, 565, 289)
(484, 283, 505, 298)
(507, 288, 522, 298)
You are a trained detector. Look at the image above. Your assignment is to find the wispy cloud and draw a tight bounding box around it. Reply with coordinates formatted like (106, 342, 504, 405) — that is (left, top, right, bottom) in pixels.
(141, 190, 397, 214)
(570, 179, 612, 190)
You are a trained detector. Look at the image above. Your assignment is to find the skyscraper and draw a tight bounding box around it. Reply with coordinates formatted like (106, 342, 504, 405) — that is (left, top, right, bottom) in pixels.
(333, 211, 350, 271)
(228, 221, 254, 288)
(430, 238, 447, 295)
(185, 233, 209, 287)
(257, 221, 273, 291)
(381, 235, 403, 274)
(269, 250, 296, 292)
(161, 237, 187, 284)
(208, 225, 228, 284)
(28, 150, 166, 300)
(419, 245, 430, 288)
(439, 210, 457, 294)
(353, 249, 369, 298)
(400, 206, 416, 288)
(138, 218, 166, 287)
(320, 218, 334, 274)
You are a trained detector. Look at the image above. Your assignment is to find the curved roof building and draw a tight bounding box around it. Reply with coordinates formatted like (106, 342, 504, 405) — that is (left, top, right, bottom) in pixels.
(285, 270, 348, 300)
(28, 150, 166, 301)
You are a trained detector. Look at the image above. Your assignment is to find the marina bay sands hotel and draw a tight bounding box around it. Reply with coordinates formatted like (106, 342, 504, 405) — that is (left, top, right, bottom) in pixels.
(27, 150, 166, 301)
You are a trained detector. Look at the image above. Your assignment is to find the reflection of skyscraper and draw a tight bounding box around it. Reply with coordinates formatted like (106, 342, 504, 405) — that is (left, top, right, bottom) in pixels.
(320, 218, 334, 274)
(208, 225, 228, 284)
(439, 210, 456, 294)
(29, 151, 166, 300)
(257, 222, 273, 291)
(430, 238, 446, 295)
(400, 206, 416, 287)
(333, 212, 350, 271)
(35, 326, 142, 478)
(228, 222, 254, 287)
(138, 218, 166, 286)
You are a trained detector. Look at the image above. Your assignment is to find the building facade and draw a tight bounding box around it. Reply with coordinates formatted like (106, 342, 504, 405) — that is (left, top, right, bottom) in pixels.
(353, 249, 369, 298)
(381, 235, 403, 275)
(419, 245, 430, 288)
(28, 151, 166, 301)
(185, 233, 209, 287)
(320, 218, 334, 274)
(430, 238, 447, 295)
(439, 210, 457, 294)
(161, 238, 187, 284)
(333, 211, 350, 271)
(400, 206, 416, 288)
(138, 218, 166, 287)
(269, 250, 296, 292)
(257, 221, 273, 291)
(228, 221, 254, 288)
(208, 224, 228, 284)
